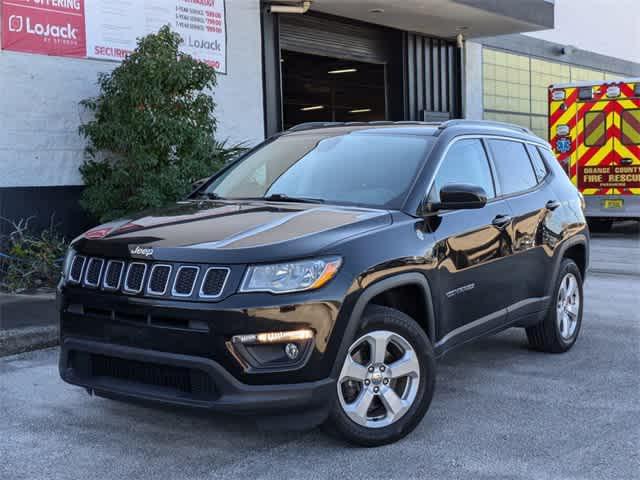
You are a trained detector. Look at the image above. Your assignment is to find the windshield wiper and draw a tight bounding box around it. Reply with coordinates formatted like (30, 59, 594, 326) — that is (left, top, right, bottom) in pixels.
(195, 192, 226, 200)
(262, 193, 325, 204)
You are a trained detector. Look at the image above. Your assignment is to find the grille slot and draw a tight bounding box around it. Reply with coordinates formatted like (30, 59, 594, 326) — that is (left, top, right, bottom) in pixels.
(102, 260, 125, 291)
(87, 354, 216, 399)
(172, 266, 200, 297)
(68, 255, 86, 284)
(199, 267, 230, 298)
(147, 265, 172, 296)
(83, 258, 104, 288)
(123, 263, 147, 294)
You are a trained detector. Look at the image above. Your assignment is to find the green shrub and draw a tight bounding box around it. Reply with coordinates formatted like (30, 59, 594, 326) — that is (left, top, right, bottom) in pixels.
(0, 218, 67, 293)
(79, 25, 242, 223)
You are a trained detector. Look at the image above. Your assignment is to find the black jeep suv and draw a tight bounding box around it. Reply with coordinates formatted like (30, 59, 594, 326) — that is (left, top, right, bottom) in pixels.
(58, 120, 589, 446)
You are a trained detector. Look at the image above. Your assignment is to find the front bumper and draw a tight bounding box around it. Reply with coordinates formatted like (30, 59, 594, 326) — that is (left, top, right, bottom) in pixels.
(59, 337, 335, 414)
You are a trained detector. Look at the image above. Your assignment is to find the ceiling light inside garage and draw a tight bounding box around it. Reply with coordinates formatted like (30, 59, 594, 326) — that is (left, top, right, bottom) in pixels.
(300, 105, 325, 111)
(328, 68, 357, 74)
(349, 108, 372, 114)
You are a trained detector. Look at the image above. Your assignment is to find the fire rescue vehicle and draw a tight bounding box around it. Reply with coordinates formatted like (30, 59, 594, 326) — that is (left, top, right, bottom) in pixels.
(549, 78, 640, 231)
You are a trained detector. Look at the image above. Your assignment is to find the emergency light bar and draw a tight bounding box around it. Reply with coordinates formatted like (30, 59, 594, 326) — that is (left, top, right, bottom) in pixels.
(551, 90, 566, 101)
(606, 86, 621, 98)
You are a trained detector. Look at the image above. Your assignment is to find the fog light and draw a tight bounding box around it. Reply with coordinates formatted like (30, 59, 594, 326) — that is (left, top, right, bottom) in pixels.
(232, 329, 314, 345)
(284, 343, 299, 360)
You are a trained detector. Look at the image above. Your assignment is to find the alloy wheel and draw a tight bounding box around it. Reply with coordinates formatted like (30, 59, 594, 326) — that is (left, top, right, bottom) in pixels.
(556, 272, 580, 341)
(337, 330, 420, 428)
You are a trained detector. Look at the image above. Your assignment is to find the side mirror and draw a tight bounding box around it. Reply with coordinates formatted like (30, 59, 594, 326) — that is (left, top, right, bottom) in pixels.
(429, 183, 487, 212)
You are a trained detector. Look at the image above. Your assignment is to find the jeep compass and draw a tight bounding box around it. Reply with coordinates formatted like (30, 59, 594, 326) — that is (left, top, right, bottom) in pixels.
(58, 120, 589, 446)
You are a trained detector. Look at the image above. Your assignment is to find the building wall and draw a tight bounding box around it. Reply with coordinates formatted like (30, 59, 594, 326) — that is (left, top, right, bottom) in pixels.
(524, 0, 640, 64)
(0, 0, 264, 190)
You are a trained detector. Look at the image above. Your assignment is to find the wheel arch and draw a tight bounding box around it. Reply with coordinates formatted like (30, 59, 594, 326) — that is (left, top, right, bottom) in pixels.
(546, 234, 589, 299)
(332, 272, 436, 377)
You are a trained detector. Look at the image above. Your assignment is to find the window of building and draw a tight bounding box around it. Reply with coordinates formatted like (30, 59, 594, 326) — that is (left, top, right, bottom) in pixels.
(482, 48, 628, 141)
(621, 110, 640, 145)
(487, 140, 538, 195)
(584, 111, 607, 147)
(428, 139, 496, 202)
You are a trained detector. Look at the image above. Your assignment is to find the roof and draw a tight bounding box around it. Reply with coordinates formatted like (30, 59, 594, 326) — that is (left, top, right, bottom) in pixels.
(550, 78, 640, 89)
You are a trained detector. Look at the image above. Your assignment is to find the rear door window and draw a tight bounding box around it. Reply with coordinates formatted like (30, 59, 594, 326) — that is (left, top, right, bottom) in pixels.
(621, 109, 640, 145)
(486, 139, 538, 195)
(584, 111, 607, 147)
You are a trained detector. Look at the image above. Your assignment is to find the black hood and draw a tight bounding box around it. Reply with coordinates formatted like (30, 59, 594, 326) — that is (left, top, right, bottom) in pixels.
(73, 200, 392, 264)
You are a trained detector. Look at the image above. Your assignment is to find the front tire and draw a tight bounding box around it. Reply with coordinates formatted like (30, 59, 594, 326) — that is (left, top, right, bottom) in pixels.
(526, 259, 583, 353)
(328, 305, 436, 446)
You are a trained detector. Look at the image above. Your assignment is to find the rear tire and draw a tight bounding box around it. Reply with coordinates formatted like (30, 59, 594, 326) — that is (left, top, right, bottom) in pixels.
(588, 218, 613, 233)
(327, 305, 436, 447)
(526, 259, 583, 353)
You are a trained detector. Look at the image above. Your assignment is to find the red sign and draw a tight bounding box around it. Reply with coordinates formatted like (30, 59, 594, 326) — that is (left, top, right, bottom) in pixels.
(579, 165, 640, 190)
(1, 0, 86, 58)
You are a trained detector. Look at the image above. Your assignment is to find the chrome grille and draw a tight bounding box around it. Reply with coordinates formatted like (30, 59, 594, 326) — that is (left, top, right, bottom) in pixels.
(83, 258, 104, 288)
(103, 260, 124, 291)
(172, 266, 199, 297)
(68, 255, 86, 284)
(199, 268, 230, 298)
(68, 256, 229, 300)
(124, 263, 147, 294)
(147, 265, 172, 296)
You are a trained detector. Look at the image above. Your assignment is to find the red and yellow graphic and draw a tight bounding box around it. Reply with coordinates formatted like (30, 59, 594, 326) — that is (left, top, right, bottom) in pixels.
(549, 79, 640, 196)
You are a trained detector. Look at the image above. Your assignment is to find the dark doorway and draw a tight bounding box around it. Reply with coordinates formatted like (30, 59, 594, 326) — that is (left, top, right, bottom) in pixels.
(281, 50, 387, 129)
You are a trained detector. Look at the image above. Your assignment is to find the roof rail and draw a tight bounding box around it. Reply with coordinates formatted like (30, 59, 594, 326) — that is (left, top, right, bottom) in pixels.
(287, 122, 343, 132)
(287, 120, 440, 132)
(438, 119, 533, 135)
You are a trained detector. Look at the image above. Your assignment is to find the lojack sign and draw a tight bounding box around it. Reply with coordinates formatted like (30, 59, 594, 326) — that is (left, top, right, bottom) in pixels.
(1, 0, 86, 57)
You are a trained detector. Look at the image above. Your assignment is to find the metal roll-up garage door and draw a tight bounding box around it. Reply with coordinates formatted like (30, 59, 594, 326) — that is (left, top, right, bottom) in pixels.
(279, 13, 392, 64)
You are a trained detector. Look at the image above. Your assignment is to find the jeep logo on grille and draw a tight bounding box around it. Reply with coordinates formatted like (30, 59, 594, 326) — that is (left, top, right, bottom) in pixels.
(129, 246, 154, 258)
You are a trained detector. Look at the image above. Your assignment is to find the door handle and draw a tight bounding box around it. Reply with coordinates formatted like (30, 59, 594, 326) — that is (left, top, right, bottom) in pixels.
(621, 157, 633, 166)
(546, 200, 561, 211)
(492, 214, 512, 228)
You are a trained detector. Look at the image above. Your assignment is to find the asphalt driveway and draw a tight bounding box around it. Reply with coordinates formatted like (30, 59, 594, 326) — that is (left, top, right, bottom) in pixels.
(1, 226, 638, 480)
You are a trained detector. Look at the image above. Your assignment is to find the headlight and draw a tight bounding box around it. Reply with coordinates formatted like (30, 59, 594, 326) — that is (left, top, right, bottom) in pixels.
(241, 257, 342, 294)
(61, 248, 76, 280)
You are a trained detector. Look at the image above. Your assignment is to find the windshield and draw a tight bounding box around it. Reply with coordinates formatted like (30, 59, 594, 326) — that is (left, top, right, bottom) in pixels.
(204, 132, 433, 208)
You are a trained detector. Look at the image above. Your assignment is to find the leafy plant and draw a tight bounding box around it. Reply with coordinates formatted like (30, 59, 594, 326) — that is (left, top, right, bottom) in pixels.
(0, 217, 67, 293)
(79, 25, 242, 223)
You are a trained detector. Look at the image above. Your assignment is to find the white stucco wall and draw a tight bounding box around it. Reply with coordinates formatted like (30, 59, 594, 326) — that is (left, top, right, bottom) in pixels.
(463, 41, 484, 120)
(0, 0, 264, 188)
(525, 0, 640, 64)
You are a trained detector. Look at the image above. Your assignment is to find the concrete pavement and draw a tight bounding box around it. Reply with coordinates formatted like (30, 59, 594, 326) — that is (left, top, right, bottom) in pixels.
(0, 228, 638, 480)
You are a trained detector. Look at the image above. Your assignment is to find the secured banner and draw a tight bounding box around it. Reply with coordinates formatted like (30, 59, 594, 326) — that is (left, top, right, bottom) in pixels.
(1, 0, 87, 58)
(85, 0, 227, 72)
(0, 0, 227, 73)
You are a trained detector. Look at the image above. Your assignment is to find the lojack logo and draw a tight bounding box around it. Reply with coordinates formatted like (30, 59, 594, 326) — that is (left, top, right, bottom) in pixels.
(188, 36, 221, 52)
(129, 246, 154, 258)
(8, 15, 78, 40)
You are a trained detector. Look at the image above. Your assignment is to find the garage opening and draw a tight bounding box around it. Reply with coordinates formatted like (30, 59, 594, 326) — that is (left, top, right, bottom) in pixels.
(281, 50, 387, 129)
